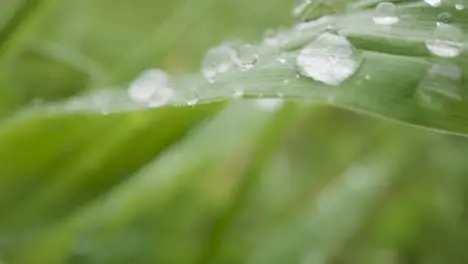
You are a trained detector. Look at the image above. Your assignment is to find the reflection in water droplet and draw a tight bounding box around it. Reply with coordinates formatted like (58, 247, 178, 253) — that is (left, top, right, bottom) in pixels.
(293, 0, 312, 18)
(437, 12, 452, 26)
(373, 2, 399, 26)
(202, 45, 237, 83)
(425, 0, 441, 7)
(296, 33, 361, 86)
(416, 63, 463, 109)
(425, 24, 463, 58)
(232, 88, 244, 99)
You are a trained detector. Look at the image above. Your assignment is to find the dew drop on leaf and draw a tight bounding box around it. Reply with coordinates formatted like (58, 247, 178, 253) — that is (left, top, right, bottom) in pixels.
(425, 24, 463, 58)
(255, 99, 284, 112)
(128, 69, 175, 107)
(202, 45, 237, 83)
(416, 62, 463, 109)
(425, 0, 441, 7)
(128, 69, 168, 103)
(232, 88, 244, 99)
(437, 12, 452, 26)
(296, 33, 361, 86)
(373, 2, 399, 26)
(293, 0, 312, 18)
(235, 44, 259, 71)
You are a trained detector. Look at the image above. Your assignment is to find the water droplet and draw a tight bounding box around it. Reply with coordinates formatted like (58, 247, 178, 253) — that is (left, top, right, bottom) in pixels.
(416, 63, 463, 109)
(296, 33, 361, 86)
(437, 12, 452, 26)
(373, 2, 399, 26)
(425, 24, 463, 57)
(128, 69, 175, 108)
(255, 99, 284, 112)
(232, 88, 244, 99)
(202, 45, 237, 83)
(276, 57, 287, 64)
(296, 74, 301, 79)
(128, 69, 169, 103)
(186, 98, 198, 106)
(454, 0, 465, 9)
(293, 0, 312, 18)
(425, 0, 441, 7)
(283, 79, 290, 84)
(235, 44, 259, 71)
(365, 74, 371, 80)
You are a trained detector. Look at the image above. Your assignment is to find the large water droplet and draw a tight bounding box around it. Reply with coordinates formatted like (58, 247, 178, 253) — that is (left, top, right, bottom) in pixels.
(128, 69, 175, 107)
(202, 45, 237, 83)
(373, 2, 399, 26)
(425, 24, 463, 57)
(296, 33, 361, 86)
(425, 0, 442, 7)
(437, 12, 452, 26)
(293, 0, 312, 18)
(416, 63, 463, 109)
(453, 0, 465, 9)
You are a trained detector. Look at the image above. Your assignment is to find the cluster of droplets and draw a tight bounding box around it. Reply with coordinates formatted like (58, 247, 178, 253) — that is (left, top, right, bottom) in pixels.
(296, 32, 362, 86)
(201, 41, 259, 83)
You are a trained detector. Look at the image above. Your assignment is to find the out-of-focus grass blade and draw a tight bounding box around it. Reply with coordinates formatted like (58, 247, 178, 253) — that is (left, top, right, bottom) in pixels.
(0, 0, 57, 63)
(3, 101, 283, 263)
(0, 103, 221, 238)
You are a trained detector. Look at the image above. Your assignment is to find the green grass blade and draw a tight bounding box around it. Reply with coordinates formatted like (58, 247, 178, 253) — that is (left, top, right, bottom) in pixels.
(0, 0, 57, 63)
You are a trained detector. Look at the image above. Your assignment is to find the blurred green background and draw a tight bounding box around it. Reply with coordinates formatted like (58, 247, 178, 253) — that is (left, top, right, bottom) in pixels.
(1, 0, 468, 263)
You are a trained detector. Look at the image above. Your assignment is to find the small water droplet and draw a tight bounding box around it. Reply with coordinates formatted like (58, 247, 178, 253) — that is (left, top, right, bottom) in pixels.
(232, 88, 244, 99)
(235, 44, 259, 71)
(276, 57, 287, 64)
(425, 0, 441, 7)
(255, 99, 284, 112)
(293, 0, 312, 18)
(425, 24, 463, 57)
(186, 98, 198, 106)
(416, 62, 463, 109)
(437, 12, 452, 26)
(283, 79, 290, 84)
(373, 2, 399, 26)
(202, 45, 237, 83)
(365, 74, 371, 80)
(455, 4, 464, 10)
(296, 33, 361, 86)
